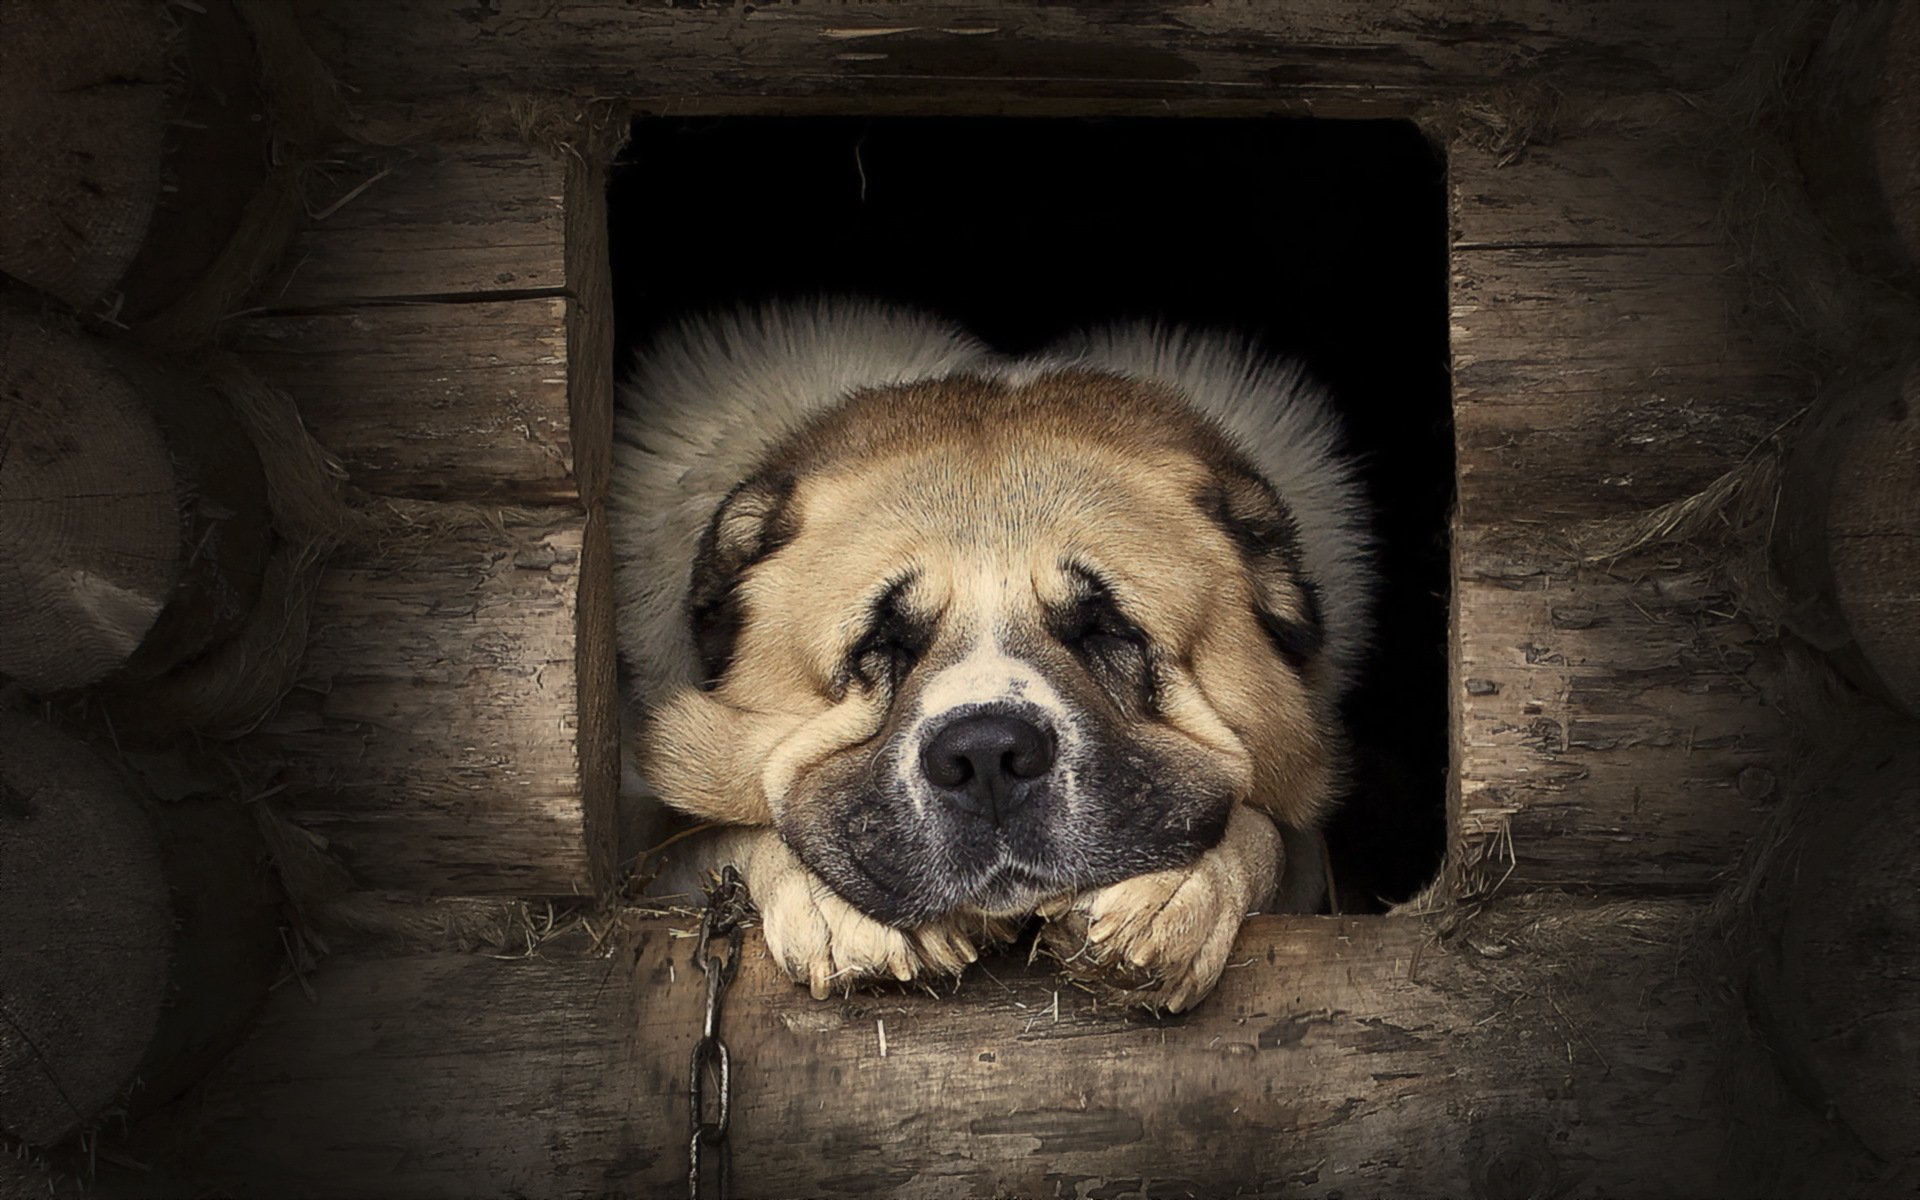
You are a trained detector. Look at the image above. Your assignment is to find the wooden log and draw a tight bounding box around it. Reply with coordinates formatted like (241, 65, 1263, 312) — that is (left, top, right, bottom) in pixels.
(1746, 715, 1920, 1175)
(124, 896, 1783, 1198)
(128, 794, 285, 1120)
(260, 146, 566, 308)
(565, 153, 622, 883)
(285, 1, 1755, 115)
(112, 0, 276, 325)
(0, 712, 173, 1147)
(235, 145, 577, 504)
(0, 0, 168, 311)
(1882, 2, 1920, 272)
(257, 501, 609, 896)
(234, 299, 576, 505)
(1447, 129, 1799, 897)
(1775, 359, 1920, 719)
(1, 306, 273, 693)
(1791, 0, 1920, 281)
(0, 309, 180, 691)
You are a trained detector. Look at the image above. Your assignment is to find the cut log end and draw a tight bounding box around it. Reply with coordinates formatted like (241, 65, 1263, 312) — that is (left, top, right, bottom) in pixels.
(0, 311, 180, 691)
(0, 0, 169, 309)
(1825, 362, 1920, 717)
(0, 712, 173, 1147)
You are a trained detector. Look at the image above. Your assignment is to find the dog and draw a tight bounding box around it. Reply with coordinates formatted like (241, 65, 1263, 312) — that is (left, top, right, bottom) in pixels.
(611, 299, 1371, 1011)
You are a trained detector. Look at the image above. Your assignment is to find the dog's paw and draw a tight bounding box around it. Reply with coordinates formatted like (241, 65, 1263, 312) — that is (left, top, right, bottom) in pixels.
(1037, 806, 1280, 1012)
(742, 834, 1013, 997)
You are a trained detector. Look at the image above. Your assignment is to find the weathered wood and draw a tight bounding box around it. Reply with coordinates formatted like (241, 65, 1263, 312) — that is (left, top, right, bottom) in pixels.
(233, 299, 575, 504)
(0, 0, 167, 310)
(0, 310, 179, 690)
(563, 151, 614, 512)
(124, 897, 1777, 1198)
(235, 145, 579, 503)
(258, 502, 606, 896)
(261, 146, 566, 308)
(287, 1, 1753, 115)
(0, 712, 173, 1147)
(1448, 129, 1799, 897)
(1452, 547, 1783, 894)
(1449, 132, 1726, 252)
(565, 153, 623, 887)
(0, 307, 273, 693)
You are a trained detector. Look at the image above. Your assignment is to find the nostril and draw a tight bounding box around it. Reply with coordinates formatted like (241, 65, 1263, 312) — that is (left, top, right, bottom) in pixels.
(924, 750, 973, 790)
(919, 711, 1056, 821)
(1002, 724, 1053, 780)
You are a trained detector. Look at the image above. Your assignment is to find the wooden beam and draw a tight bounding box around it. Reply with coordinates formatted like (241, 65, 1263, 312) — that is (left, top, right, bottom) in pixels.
(287, 1, 1755, 116)
(258, 502, 608, 896)
(237, 145, 578, 505)
(261, 146, 566, 307)
(235, 298, 576, 505)
(123, 898, 1774, 1197)
(1447, 128, 1800, 897)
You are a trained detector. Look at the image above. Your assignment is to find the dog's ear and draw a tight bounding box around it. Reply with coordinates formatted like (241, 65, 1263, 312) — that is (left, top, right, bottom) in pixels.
(1200, 466, 1323, 672)
(688, 472, 799, 689)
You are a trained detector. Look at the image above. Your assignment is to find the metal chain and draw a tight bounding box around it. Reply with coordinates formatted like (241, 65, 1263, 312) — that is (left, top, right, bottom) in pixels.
(689, 864, 747, 1200)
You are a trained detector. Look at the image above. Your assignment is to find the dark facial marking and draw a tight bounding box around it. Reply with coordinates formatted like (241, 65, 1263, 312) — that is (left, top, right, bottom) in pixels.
(846, 573, 933, 696)
(687, 472, 799, 688)
(1199, 468, 1324, 673)
(1045, 561, 1157, 713)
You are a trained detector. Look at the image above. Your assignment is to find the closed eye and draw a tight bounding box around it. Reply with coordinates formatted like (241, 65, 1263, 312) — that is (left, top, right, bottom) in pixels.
(1050, 561, 1157, 710)
(846, 574, 929, 693)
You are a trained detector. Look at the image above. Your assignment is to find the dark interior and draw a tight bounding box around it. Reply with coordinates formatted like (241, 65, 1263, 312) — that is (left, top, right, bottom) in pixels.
(608, 116, 1452, 910)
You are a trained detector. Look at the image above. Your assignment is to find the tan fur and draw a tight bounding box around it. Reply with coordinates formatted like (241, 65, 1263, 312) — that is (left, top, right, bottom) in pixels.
(639, 371, 1343, 1010)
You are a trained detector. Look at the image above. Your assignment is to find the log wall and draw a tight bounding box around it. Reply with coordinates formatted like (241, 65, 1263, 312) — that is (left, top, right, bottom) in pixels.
(234, 144, 618, 898)
(97, 1, 1897, 1196)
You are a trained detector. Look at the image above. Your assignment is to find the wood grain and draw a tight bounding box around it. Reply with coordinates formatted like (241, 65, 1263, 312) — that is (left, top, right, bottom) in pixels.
(287, 1, 1754, 115)
(234, 299, 576, 504)
(259, 503, 598, 896)
(1448, 129, 1800, 896)
(124, 899, 1753, 1198)
(261, 146, 566, 307)
(235, 145, 582, 504)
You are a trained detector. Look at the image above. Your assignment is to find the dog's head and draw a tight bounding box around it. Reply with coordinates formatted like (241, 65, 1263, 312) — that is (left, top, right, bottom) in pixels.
(643, 370, 1337, 926)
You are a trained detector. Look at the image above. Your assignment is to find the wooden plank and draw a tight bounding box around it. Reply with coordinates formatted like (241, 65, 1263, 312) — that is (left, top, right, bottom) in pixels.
(258, 504, 604, 896)
(1447, 133, 1799, 897)
(1449, 132, 1726, 250)
(562, 153, 623, 891)
(123, 899, 1807, 1198)
(261, 145, 566, 307)
(288, 1, 1755, 115)
(1453, 542, 1782, 895)
(234, 298, 576, 504)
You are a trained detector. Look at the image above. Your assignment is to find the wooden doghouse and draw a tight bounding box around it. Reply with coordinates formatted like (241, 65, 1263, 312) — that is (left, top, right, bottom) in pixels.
(4, 2, 1919, 1197)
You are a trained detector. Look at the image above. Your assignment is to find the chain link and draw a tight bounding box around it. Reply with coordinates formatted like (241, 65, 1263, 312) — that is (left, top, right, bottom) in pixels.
(689, 865, 747, 1200)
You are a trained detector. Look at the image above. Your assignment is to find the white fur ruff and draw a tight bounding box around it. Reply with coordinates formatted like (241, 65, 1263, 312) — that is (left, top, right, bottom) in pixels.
(610, 298, 1373, 709)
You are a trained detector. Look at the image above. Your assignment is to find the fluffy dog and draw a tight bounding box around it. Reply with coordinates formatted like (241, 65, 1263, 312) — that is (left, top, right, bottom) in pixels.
(612, 299, 1370, 1011)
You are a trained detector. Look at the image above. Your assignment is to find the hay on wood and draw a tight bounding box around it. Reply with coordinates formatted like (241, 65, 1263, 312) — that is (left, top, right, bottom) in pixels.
(88, 356, 359, 743)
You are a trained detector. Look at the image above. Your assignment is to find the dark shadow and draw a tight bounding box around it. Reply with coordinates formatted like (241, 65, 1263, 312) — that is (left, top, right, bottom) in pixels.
(610, 117, 1452, 910)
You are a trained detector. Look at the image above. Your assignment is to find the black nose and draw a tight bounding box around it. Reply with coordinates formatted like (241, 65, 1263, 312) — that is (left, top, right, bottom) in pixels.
(920, 711, 1055, 823)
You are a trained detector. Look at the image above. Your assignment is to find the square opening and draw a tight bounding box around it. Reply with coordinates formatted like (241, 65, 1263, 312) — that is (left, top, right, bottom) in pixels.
(608, 116, 1452, 911)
